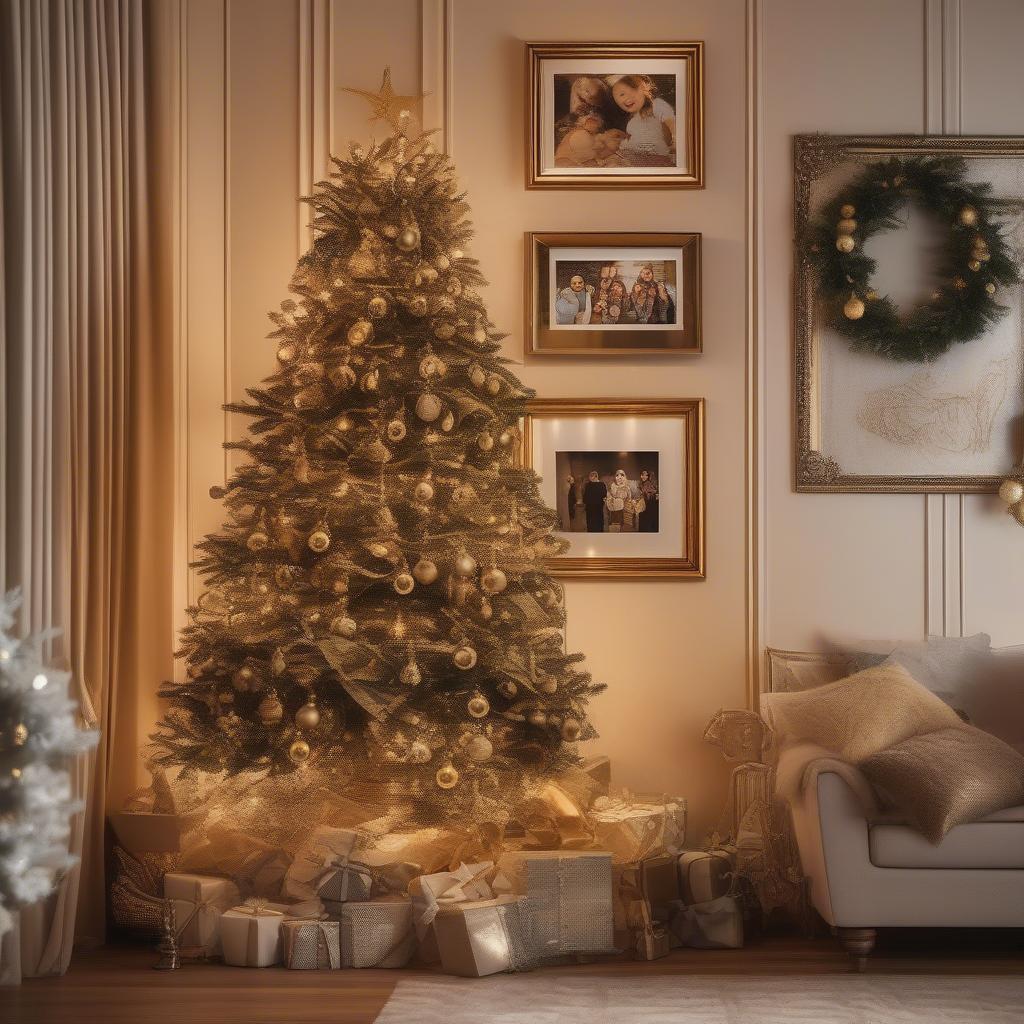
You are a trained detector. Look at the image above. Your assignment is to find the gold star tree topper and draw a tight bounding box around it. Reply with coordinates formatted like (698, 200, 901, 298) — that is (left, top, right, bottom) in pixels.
(340, 67, 426, 132)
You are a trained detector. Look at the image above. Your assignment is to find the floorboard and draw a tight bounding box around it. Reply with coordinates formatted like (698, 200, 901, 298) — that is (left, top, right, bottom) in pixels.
(3, 931, 1022, 1024)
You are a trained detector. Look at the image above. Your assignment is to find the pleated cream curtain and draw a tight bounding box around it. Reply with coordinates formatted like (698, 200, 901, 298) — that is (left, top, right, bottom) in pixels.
(0, 0, 174, 981)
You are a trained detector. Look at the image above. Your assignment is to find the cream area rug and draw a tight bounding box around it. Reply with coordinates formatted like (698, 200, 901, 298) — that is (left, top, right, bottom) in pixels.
(374, 974, 1024, 1024)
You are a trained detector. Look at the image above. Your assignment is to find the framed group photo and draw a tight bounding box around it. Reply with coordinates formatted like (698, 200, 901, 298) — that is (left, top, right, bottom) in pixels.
(526, 42, 705, 190)
(525, 232, 701, 357)
(523, 399, 705, 577)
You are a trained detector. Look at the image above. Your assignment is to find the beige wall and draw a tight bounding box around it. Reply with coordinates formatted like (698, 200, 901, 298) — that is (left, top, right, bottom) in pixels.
(151, 0, 1024, 839)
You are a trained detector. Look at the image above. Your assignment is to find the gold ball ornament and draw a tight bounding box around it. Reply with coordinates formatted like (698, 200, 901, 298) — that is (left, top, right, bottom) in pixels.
(454, 552, 478, 577)
(413, 558, 439, 585)
(414, 480, 434, 502)
(393, 572, 415, 595)
(435, 253, 451, 271)
(454, 646, 479, 671)
(958, 205, 979, 227)
(289, 739, 311, 764)
(419, 354, 446, 379)
(330, 615, 357, 638)
(232, 666, 255, 692)
(435, 763, 459, 789)
(485, 375, 501, 396)
(330, 363, 357, 390)
(360, 369, 379, 392)
(837, 218, 857, 233)
(258, 692, 284, 726)
(469, 365, 487, 389)
(408, 295, 428, 317)
(433, 321, 455, 340)
(465, 736, 493, 762)
(440, 411, 455, 433)
(399, 659, 422, 686)
(999, 479, 1024, 505)
(561, 718, 582, 742)
(539, 677, 558, 695)
(498, 430, 514, 447)
(295, 702, 321, 730)
(986, 282, 997, 295)
(527, 710, 547, 728)
(415, 393, 443, 423)
(347, 319, 374, 346)
(840, 203, 856, 218)
(367, 295, 389, 319)
(396, 225, 421, 252)
(843, 295, 866, 321)
(277, 343, 296, 363)
(968, 259, 981, 272)
(480, 568, 508, 595)
(336, 413, 355, 432)
(409, 740, 432, 764)
(472, 326, 488, 346)
(835, 234, 856, 254)
(308, 524, 331, 553)
(386, 419, 407, 442)
(466, 692, 489, 717)
(247, 528, 269, 552)
(477, 432, 494, 452)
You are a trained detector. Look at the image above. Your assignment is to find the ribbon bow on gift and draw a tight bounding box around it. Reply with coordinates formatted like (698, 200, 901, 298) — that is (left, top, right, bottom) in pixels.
(412, 862, 495, 931)
(307, 849, 383, 901)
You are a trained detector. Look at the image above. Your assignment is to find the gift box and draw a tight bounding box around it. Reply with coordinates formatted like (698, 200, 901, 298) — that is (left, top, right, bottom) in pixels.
(433, 896, 537, 977)
(179, 823, 291, 897)
(628, 899, 671, 961)
(220, 900, 284, 967)
(282, 826, 374, 903)
(494, 850, 615, 957)
(678, 849, 734, 905)
(408, 861, 495, 964)
(670, 895, 743, 949)
(163, 872, 240, 955)
(589, 792, 687, 864)
(282, 918, 342, 969)
(353, 823, 455, 892)
(338, 895, 415, 968)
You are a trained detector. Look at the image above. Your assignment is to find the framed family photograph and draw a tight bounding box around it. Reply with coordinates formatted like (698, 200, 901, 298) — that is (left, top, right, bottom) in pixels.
(523, 399, 705, 577)
(526, 42, 705, 190)
(525, 232, 701, 356)
(794, 134, 1024, 492)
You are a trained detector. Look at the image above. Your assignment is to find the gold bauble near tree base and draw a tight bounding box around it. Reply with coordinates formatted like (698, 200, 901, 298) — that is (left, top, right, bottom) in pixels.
(409, 740, 432, 764)
(465, 735, 493, 762)
(835, 234, 855, 253)
(246, 528, 269, 552)
(453, 645, 479, 671)
(958, 205, 979, 227)
(367, 295, 389, 319)
(295, 702, 321, 730)
(330, 614, 357, 638)
(843, 295, 866, 321)
(414, 480, 434, 502)
(396, 225, 421, 252)
(387, 418, 407, 442)
(454, 552, 477, 577)
(289, 739, 311, 764)
(415, 392, 443, 423)
(436, 763, 459, 789)
(258, 692, 284, 726)
(466, 692, 489, 717)
(393, 572, 415, 595)
(308, 522, 331, 553)
(347, 319, 373, 345)
(413, 558, 438, 585)
(480, 568, 508, 594)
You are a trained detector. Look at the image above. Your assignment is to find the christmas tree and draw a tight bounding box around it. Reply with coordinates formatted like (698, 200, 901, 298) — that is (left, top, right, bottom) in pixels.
(152, 81, 603, 830)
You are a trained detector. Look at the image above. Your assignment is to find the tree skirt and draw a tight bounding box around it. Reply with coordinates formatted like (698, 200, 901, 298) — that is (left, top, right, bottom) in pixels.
(375, 973, 1024, 1024)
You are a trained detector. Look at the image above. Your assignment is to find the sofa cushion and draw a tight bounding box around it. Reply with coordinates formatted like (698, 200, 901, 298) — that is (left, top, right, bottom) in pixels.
(760, 661, 962, 762)
(861, 726, 1024, 843)
(869, 805, 1024, 868)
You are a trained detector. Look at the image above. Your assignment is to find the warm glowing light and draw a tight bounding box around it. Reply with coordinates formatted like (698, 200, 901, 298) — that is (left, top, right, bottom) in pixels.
(32, 673, 48, 690)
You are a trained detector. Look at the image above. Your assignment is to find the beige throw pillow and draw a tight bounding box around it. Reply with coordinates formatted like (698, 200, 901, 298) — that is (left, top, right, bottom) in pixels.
(861, 726, 1024, 843)
(761, 660, 962, 762)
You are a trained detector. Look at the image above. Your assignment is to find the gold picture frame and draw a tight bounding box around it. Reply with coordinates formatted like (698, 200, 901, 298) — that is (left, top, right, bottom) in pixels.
(526, 42, 705, 190)
(525, 232, 702, 357)
(523, 398, 705, 578)
(794, 133, 1024, 493)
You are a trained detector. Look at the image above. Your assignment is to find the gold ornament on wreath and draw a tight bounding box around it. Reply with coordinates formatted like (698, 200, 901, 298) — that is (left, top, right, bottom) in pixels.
(806, 155, 1021, 362)
(998, 467, 1024, 527)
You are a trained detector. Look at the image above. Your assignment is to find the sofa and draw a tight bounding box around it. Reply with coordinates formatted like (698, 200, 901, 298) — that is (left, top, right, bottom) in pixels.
(762, 643, 1024, 970)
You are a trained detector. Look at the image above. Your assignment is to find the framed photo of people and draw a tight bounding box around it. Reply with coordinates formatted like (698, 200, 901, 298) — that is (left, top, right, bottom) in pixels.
(523, 399, 705, 577)
(525, 232, 701, 357)
(526, 42, 705, 190)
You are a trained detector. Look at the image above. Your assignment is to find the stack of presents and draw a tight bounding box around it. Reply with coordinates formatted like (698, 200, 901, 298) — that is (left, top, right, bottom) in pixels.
(110, 738, 795, 975)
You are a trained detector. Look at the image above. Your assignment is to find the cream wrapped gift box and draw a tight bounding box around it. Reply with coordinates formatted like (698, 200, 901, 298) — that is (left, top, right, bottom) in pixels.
(494, 850, 615, 957)
(282, 918, 342, 969)
(282, 826, 373, 903)
(408, 861, 494, 963)
(433, 896, 537, 977)
(163, 872, 241, 955)
(589, 793, 688, 864)
(339, 895, 416, 968)
(220, 901, 284, 967)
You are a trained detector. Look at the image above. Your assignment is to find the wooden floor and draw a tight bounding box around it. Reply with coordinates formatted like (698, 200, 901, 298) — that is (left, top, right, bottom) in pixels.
(4, 931, 1022, 1024)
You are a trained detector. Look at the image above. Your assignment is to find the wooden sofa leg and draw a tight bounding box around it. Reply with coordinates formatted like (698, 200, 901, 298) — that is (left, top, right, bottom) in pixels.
(837, 928, 876, 972)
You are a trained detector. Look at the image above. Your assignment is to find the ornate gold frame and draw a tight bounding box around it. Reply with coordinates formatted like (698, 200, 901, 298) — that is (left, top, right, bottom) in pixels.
(794, 133, 1024, 493)
(524, 232, 702, 357)
(522, 398, 705, 578)
(525, 42, 705, 190)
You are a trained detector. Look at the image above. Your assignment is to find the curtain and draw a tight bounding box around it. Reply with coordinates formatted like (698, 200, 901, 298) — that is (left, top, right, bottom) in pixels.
(0, 0, 173, 981)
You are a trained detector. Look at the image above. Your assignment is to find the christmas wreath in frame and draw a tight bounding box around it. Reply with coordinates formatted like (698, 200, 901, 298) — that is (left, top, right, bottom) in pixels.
(805, 155, 1021, 362)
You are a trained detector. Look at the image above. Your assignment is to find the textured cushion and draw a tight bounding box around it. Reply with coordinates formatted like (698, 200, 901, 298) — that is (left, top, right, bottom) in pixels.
(869, 807, 1024, 868)
(861, 727, 1024, 843)
(761, 661, 962, 762)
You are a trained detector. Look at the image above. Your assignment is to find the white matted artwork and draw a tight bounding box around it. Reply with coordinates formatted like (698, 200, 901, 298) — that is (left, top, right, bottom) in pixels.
(795, 135, 1024, 492)
(523, 399, 704, 577)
